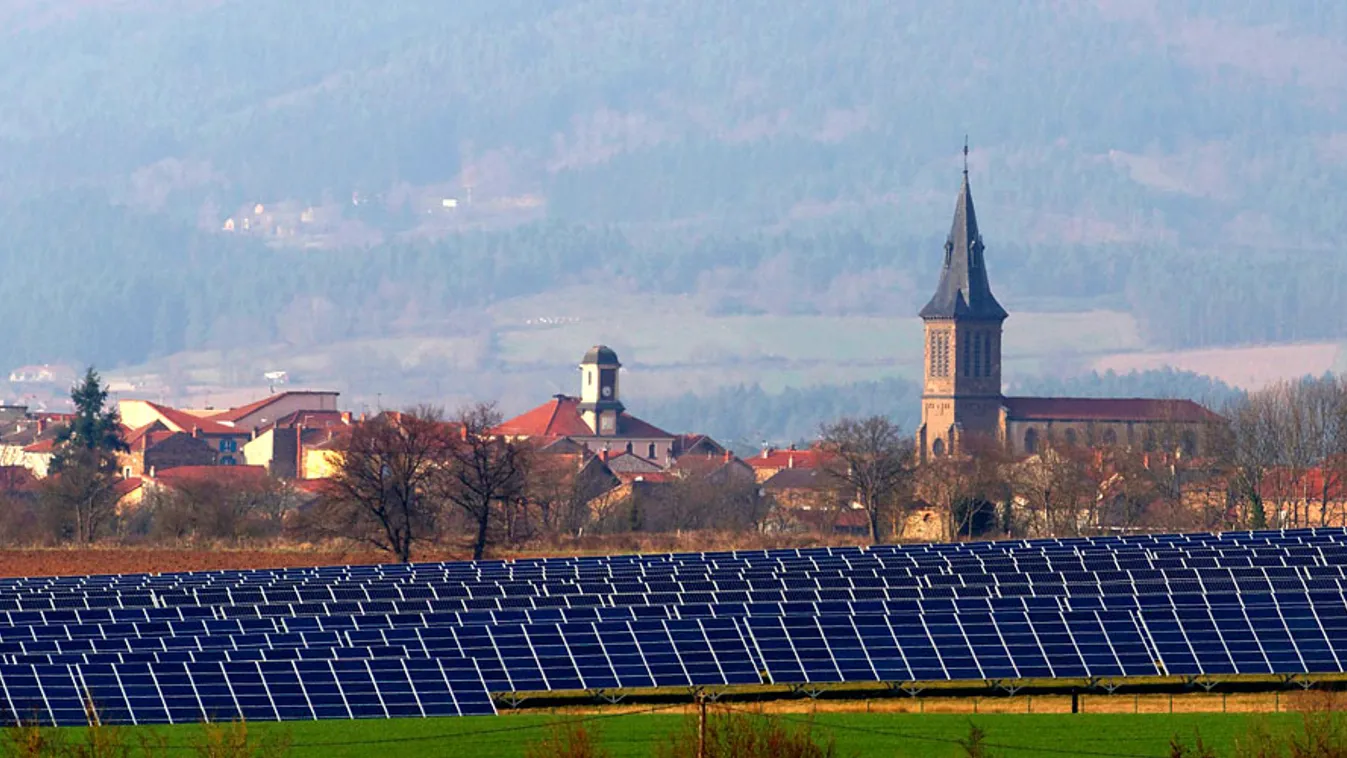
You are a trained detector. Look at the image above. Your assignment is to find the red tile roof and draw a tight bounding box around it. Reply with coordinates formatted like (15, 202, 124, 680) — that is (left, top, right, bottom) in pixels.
(496, 396, 595, 438)
(113, 477, 144, 499)
(22, 438, 55, 454)
(153, 465, 270, 489)
(1002, 397, 1223, 424)
(495, 395, 673, 439)
(745, 446, 831, 470)
(1261, 466, 1347, 502)
(146, 403, 240, 436)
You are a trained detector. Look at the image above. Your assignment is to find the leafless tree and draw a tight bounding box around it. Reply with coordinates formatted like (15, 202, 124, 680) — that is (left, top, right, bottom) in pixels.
(1216, 392, 1280, 529)
(38, 448, 121, 544)
(526, 453, 619, 537)
(915, 436, 1009, 540)
(142, 476, 296, 545)
(324, 407, 454, 562)
(1010, 442, 1098, 538)
(819, 416, 914, 543)
(443, 403, 529, 560)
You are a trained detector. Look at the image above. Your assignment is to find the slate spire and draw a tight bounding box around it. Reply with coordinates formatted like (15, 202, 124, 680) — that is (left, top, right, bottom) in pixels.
(918, 154, 1007, 321)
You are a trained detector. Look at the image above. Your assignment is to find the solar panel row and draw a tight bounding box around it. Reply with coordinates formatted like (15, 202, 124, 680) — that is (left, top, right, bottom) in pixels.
(0, 658, 494, 727)
(2, 529, 1342, 592)
(2, 528, 1345, 725)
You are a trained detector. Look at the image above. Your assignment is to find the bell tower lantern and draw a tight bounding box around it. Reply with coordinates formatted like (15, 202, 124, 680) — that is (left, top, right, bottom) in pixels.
(578, 345, 624, 436)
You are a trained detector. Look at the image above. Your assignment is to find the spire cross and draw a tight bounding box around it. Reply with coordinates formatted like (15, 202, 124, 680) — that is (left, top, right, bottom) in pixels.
(962, 136, 969, 176)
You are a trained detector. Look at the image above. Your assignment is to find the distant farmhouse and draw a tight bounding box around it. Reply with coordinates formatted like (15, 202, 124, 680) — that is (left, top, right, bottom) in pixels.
(915, 162, 1222, 460)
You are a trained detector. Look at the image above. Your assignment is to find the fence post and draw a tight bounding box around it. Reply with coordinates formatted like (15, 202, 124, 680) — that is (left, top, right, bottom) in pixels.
(1223, 692, 1227, 713)
(1169, 693, 1174, 713)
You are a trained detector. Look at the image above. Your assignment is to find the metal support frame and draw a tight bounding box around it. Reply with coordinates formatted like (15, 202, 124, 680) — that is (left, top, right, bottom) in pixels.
(498, 693, 528, 709)
(1282, 674, 1316, 690)
(591, 689, 626, 705)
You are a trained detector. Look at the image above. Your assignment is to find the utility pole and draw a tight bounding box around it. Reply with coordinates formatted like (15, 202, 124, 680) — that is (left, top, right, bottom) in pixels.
(696, 690, 707, 758)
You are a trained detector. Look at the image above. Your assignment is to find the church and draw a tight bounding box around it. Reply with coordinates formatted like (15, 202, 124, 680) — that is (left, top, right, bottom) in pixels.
(915, 162, 1222, 460)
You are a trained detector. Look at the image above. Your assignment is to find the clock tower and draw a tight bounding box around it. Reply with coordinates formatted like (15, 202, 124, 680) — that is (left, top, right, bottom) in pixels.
(917, 152, 1007, 460)
(578, 345, 624, 436)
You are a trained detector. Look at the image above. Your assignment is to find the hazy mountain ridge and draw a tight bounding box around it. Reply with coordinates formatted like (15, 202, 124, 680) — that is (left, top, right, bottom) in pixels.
(1, 1, 1345, 406)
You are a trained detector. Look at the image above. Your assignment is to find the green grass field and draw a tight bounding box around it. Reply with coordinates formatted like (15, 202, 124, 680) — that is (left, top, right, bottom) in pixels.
(37, 711, 1314, 758)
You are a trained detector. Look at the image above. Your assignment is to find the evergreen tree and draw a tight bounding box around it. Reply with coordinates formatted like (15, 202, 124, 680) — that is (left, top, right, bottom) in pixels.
(42, 368, 128, 544)
(51, 367, 128, 472)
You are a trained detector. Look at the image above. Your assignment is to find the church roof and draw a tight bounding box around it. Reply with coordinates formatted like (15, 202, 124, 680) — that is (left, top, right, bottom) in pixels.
(1003, 397, 1223, 424)
(581, 345, 620, 365)
(919, 170, 1008, 321)
(495, 395, 673, 440)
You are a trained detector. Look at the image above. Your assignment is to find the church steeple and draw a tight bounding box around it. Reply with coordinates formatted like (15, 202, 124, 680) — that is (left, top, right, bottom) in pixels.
(917, 149, 1008, 460)
(919, 158, 1007, 322)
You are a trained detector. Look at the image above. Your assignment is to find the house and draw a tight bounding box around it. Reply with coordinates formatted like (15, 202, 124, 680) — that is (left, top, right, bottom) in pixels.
(761, 467, 840, 511)
(0, 417, 62, 477)
(242, 410, 351, 478)
(120, 422, 218, 477)
(915, 162, 1224, 459)
(744, 444, 831, 483)
(118, 401, 251, 465)
(496, 346, 678, 465)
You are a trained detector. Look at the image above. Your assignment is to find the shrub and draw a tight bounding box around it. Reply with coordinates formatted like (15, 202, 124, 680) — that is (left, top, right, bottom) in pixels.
(656, 709, 837, 758)
(524, 719, 609, 758)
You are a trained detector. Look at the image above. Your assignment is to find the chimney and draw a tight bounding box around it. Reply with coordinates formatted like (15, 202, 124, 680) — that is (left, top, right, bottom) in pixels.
(341, 411, 352, 424)
(148, 465, 156, 479)
(788, 453, 795, 469)
(192, 426, 201, 438)
(601, 445, 610, 463)
(36, 418, 45, 435)
(723, 450, 732, 463)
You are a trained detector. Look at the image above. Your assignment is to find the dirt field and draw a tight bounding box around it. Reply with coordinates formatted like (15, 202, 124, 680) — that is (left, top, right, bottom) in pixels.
(0, 532, 863, 578)
(0, 547, 431, 578)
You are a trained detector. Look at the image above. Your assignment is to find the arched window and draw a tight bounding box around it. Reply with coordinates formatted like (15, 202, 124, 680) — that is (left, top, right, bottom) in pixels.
(1024, 428, 1039, 455)
(625, 442, 633, 455)
(647, 443, 657, 459)
(1101, 428, 1118, 446)
(932, 439, 946, 457)
(1181, 430, 1198, 457)
(962, 336, 972, 377)
(971, 333, 983, 378)
(1064, 429, 1078, 447)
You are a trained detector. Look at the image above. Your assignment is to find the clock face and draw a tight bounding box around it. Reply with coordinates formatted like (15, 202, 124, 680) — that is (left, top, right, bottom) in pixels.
(601, 385, 612, 398)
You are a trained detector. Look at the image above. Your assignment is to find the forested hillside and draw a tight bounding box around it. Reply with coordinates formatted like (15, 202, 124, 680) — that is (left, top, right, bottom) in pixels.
(1, 1, 1344, 404)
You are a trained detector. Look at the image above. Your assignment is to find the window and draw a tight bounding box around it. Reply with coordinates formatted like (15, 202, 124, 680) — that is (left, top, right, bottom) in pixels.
(972, 333, 983, 378)
(220, 456, 236, 466)
(1181, 431, 1198, 457)
(1024, 428, 1039, 454)
(1101, 428, 1118, 446)
(932, 439, 946, 457)
(647, 443, 656, 459)
(625, 442, 633, 455)
(982, 333, 994, 377)
(962, 335, 971, 377)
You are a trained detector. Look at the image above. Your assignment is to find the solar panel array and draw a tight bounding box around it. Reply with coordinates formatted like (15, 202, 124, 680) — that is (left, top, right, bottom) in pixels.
(3, 527, 1346, 726)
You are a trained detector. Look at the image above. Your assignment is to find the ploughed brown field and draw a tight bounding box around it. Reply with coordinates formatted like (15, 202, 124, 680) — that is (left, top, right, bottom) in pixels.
(0, 548, 440, 578)
(0, 533, 862, 577)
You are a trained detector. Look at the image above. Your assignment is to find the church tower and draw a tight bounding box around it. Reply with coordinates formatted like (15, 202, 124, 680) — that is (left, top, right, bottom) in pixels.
(578, 345, 624, 436)
(917, 156, 1007, 459)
